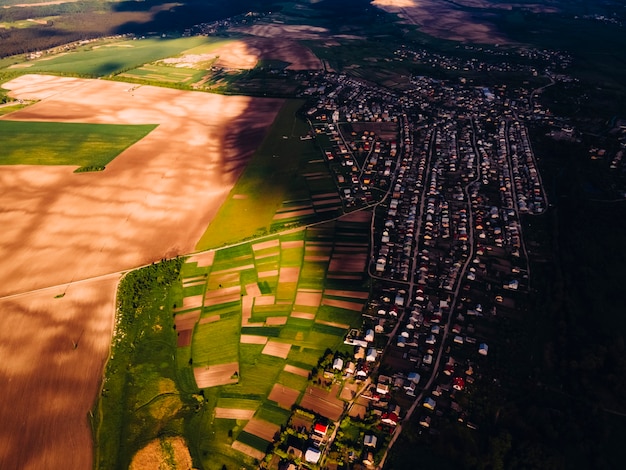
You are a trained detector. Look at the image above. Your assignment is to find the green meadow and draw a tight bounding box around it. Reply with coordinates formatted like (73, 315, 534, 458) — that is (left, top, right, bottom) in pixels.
(20, 36, 209, 77)
(195, 99, 323, 250)
(119, 63, 206, 84)
(0, 120, 156, 169)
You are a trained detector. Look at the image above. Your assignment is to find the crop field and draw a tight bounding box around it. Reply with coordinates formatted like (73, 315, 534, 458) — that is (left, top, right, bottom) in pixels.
(0, 120, 156, 168)
(11, 36, 208, 76)
(0, 74, 283, 469)
(195, 99, 328, 250)
(167, 213, 370, 468)
(192, 313, 240, 367)
(119, 63, 206, 85)
(0, 74, 283, 295)
(0, 16, 58, 29)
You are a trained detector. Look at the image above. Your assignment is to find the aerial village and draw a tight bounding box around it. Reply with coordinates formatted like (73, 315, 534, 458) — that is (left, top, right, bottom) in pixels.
(256, 64, 553, 470)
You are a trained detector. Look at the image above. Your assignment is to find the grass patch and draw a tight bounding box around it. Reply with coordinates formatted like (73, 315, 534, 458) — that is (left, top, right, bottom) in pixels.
(222, 349, 284, 398)
(0, 120, 156, 168)
(256, 403, 291, 426)
(286, 347, 325, 368)
(119, 63, 205, 84)
(92, 259, 188, 470)
(258, 280, 272, 295)
(216, 397, 260, 410)
(312, 322, 349, 336)
(0, 102, 28, 116)
(22, 36, 208, 77)
(316, 305, 362, 326)
(236, 431, 271, 453)
(286, 317, 314, 329)
(191, 314, 240, 367)
(277, 370, 309, 391)
(180, 263, 210, 279)
(196, 99, 320, 250)
(241, 326, 281, 337)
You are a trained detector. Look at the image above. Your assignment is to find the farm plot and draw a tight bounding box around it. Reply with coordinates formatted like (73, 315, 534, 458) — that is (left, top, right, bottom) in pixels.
(0, 73, 283, 470)
(242, 418, 280, 442)
(299, 384, 345, 421)
(179, 222, 370, 465)
(262, 340, 292, 359)
(0, 275, 118, 470)
(119, 64, 205, 84)
(194, 362, 239, 388)
(0, 121, 157, 169)
(192, 313, 240, 367)
(195, 100, 326, 250)
(18, 36, 209, 76)
(0, 74, 283, 297)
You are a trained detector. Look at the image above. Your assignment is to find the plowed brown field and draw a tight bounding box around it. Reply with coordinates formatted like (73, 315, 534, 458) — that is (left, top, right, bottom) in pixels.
(0, 275, 118, 470)
(0, 74, 283, 469)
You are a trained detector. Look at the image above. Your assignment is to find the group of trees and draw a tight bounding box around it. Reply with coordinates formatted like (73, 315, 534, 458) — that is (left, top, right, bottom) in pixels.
(0, 0, 279, 58)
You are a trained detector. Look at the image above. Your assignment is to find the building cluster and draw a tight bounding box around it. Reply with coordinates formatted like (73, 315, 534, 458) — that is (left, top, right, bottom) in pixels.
(394, 44, 572, 77)
(267, 49, 551, 469)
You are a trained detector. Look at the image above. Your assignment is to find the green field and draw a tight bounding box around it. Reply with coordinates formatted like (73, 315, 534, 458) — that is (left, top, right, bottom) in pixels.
(0, 120, 157, 169)
(18, 36, 208, 76)
(192, 313, 241, 367)
(0, 102, 27, 116)
(92, 259, 193, 470)
(195, 99, 324, 250)
(93, 212, 370, 469)
(119, 63, 206, 85)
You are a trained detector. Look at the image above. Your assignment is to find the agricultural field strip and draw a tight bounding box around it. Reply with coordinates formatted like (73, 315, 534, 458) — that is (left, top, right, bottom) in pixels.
(322, 298, 364, 312)
(240, 335, 269, 345)
(312, 197, 342, 206)
(198, 315, 220, 325)
(253, 295, 276, 306)
(262, 340, 292, 359)
(231, 441, 265, 461)
(177, 330, 193, 347)
(283, 364, 310, 377)
(312, 192, 338, 199)
(323, 289, 370, 299)
(314, 319, 351, 329)
(193, 362, 239, 388)
(304, 255, 330, 262)
(209, 272, 240, 286)
(242, 418, 280, 442)
(268, 383, 301, 409)
(290, 312, 316, 320)
(176, 294, 203, 311)
(281, 240, 304, 248)
(299, 385, 344, 421)
(327, 274, 363, 280)
(273, 208, 315, 220)
(294, 290, 322, 306)
(174, 310, 200, 330)
(214, 408, 257, 420)
(182, 275, 207, 284)
(204, 285, 241, 301)
(253, 252, 279, 261)
(186, 251, 215, 267)
(276, 204, 312, 212)
(278, 267, 300, 283)
(252, 239, 280, 251)
(0, 120, 158, 167)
